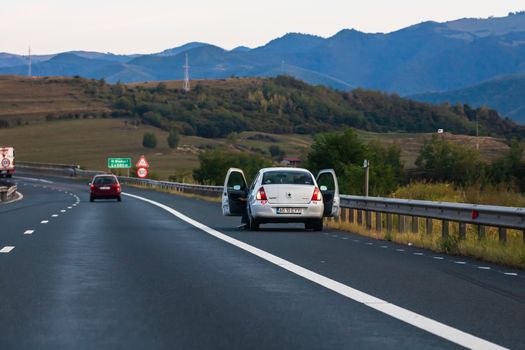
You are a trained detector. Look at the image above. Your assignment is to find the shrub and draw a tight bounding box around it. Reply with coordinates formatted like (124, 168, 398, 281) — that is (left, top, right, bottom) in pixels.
(167, 130, 180, 149)
(142, 132, 157, 148)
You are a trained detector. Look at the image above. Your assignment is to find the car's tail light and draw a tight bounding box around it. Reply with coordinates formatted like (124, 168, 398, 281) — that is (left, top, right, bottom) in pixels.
(311, 187, 322, 201)
(256, 186, 267, 201)
(90, 184, 95, 190)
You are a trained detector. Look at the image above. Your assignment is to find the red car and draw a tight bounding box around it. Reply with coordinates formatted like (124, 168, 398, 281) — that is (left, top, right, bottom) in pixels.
(89, 175, 122, 202)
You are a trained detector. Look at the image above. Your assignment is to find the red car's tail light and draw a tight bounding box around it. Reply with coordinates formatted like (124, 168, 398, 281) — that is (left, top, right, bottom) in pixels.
(256, 186, 267, 201)
(90, 184, 95, 190)
(311, 187, 322, 201)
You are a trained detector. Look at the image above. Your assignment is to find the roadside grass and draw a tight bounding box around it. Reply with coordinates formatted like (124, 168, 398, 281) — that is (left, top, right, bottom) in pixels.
(327, 212, 525, 269)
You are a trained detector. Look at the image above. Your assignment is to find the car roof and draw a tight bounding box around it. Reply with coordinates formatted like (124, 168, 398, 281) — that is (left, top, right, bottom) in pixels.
(94, 174, 118, 178)
(259, 167, 312, 173)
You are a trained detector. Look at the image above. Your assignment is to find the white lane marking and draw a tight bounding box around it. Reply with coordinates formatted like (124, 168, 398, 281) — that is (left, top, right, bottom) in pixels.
(60, 210, 66, 213)
(352, 239, 360, 243)
(68, 206, 72, 209)
(380, 245, 388, 249)
(0, 246, 15, 253)
(40, 220, 49, 224)
(24, 230, 34, 235)
(455, 261, 467, 265)
(414, 252, 424, 256)
(396, 249, 405, 252)
(15, 176, 53, 184)
(478, 266, 491, 270)
(504, 273, 518, 276)
(433, 257, 445, 260)
(51, 214, 58, 217)
(123, 192, 507, 350)
(366, 242, 374, 246)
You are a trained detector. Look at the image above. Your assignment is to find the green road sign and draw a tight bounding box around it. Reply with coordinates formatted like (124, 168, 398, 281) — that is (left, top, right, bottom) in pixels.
(107, 158, 132, 169)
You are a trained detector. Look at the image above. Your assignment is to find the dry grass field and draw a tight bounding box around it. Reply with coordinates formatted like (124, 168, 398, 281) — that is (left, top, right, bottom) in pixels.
(0, 75, 110, 124)
(0, 119, 313, 180)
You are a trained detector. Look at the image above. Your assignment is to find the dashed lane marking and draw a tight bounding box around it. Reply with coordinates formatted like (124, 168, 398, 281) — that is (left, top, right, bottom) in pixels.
(40, 220, 49, 224)
(51, 214, 58, 217)
(24, 230, 34, 235)
(124, 192, 508, 350)
(0, 246, 15, 253)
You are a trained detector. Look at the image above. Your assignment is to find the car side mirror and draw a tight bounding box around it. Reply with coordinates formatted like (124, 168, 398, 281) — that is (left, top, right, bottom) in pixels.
(233, 185, 241, 191)
(320, 185, 328, 191)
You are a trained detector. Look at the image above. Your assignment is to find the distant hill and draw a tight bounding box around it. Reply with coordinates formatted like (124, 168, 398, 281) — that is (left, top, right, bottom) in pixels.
(0, 75, 523, 140)
(411, 73, 525, 124)
(1, 12, 525, 97)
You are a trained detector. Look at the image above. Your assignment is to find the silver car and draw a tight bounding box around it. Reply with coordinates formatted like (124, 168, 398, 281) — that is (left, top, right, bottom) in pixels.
(222, 167, 340, 231)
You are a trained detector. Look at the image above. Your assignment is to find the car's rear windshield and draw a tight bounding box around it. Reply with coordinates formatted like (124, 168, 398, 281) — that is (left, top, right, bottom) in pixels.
(94, 176, 118, 185)
(261, 171, 314, 185)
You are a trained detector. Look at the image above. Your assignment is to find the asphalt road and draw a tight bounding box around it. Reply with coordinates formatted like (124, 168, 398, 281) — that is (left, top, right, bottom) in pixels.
(1, 173, 523, 349)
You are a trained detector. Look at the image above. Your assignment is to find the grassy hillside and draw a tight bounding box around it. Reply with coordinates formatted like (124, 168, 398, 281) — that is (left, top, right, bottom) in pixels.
(1, 75, 523, 139)
(0, 75, 109, 124)
(0, 118, 510, 181)
(0, 119, 312, 180)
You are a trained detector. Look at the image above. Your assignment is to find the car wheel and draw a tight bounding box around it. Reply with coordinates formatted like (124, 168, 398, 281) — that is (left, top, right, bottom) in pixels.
(313, 218, 323, 232)
(117, 196, 122, 202)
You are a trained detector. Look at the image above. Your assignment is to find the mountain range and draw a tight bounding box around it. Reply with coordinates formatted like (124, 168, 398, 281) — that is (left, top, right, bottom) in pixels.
(1, 12, 525, 122)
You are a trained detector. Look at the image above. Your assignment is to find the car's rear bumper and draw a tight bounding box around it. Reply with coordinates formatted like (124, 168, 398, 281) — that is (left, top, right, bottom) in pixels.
(250, 201, 323, 222)
(90, 191, 121, 199)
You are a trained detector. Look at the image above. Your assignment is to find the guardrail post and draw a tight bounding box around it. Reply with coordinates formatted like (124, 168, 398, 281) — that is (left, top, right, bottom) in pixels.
(365, 211, 372, 230)
(357, 210, 363, 225)
(386, 214, 393, 233)
(459, 223, 466, 240)
(341, 208, 347, 223)
(411, 216, 418, 234)
(349, 209, 354, 223)
(442, 220, 449, 237)
(397, 215, 405, 233)
(426, 218, 433, 235)
(376, 212, 382, 232)
(477, 225, 485, 240)
(499, 227, 507, 243)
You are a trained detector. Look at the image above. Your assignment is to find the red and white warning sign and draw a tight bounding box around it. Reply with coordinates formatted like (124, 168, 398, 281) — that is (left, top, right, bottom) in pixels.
(137, 167, 148, 179)
(1, 158, 10, 167)
(136, 155, 149, 168)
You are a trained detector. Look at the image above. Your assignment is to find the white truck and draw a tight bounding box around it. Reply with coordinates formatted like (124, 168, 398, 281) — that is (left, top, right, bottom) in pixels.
(0, 147, 15, 178)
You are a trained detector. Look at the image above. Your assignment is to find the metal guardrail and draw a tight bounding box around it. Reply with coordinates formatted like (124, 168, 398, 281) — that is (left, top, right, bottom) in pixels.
(118, 177, 223, 197)
(339, 195, 525, 243)
(16, 163, 525, 243)
(0, 181, 17, 202)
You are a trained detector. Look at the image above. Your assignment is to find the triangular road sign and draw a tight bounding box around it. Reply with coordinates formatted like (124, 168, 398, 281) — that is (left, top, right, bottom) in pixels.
(136, 155, 149, 168)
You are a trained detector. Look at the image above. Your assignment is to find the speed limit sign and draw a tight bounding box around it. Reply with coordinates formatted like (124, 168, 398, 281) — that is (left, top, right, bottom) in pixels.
(1, 158, 9, 167)
(137, 167, 148, 179)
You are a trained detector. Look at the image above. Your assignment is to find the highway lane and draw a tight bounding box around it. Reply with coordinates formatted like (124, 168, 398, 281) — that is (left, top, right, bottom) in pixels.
(0, 174, 522, 349)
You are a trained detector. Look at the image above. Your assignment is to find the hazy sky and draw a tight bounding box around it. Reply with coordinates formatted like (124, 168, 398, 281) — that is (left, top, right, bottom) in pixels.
(2, 0, 524, 55)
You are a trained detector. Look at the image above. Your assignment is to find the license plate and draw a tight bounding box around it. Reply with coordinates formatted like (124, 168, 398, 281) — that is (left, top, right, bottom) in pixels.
(277, 208, 302, 214)
(100, 186, 110, 190)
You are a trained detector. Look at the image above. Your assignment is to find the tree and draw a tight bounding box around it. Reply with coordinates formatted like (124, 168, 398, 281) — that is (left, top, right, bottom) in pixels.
(415, 135, 480, 185)
(167, 129, 180, 149)
(268, 145, 285, 160)
(307, 128, 404, 196)
(142, 132, 157, 148)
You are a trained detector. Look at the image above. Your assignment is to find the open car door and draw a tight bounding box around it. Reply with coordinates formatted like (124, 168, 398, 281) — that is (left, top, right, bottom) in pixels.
(316, 169, 340, 217)
(222, 168, 248, 216)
